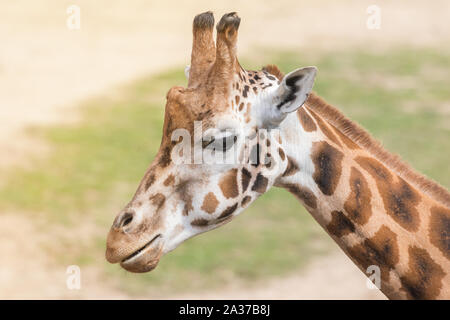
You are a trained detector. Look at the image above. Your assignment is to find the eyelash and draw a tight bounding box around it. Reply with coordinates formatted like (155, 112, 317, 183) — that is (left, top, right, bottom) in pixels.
(202, 135, 238, 152)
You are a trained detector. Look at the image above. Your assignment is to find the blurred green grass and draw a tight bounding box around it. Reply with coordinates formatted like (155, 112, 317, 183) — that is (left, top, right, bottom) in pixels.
(0, 47, 449, 295)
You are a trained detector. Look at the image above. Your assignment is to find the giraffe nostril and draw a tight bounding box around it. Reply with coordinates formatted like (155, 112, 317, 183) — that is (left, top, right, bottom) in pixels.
(115, 211, 134, 229)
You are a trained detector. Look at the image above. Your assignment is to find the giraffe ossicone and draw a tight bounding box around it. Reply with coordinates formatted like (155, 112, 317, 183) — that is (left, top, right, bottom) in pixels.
(105, 11, 450, 300)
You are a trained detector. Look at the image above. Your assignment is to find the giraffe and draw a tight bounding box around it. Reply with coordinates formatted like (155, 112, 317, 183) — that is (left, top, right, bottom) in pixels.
(105, 11, 450, 299)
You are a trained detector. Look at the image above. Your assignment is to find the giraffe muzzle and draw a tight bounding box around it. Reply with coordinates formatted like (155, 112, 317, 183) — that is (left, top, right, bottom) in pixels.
(118, 234, 164, 273)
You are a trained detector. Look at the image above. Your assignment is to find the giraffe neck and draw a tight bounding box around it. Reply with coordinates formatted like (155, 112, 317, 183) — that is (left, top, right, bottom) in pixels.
(274, 97, 450, 299)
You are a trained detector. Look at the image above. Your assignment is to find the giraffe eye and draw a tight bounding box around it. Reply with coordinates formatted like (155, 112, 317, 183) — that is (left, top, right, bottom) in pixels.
(202, 134, 238, 152)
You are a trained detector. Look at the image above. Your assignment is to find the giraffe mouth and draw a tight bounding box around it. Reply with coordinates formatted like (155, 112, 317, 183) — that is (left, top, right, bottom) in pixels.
(120, 234, 163, 272)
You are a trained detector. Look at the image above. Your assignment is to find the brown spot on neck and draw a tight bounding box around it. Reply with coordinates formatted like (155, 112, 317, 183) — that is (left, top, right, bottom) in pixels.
(347, 225, 400, 286)
(356, 156, 421, 232)
(311, 141, 344, 196)
(428, 206, 450, 260)
(326, 210, 356, 237)
(283, 183, 317, 209)
(344, 167, 373, 225)
(400, 246, 445, 299)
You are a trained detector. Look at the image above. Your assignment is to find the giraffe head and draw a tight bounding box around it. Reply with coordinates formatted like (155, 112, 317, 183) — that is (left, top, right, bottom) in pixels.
(105, 11, 317, 273)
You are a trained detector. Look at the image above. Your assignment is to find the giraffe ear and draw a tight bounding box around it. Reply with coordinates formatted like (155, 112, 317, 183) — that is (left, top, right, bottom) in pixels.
(273, 66, 317, 114)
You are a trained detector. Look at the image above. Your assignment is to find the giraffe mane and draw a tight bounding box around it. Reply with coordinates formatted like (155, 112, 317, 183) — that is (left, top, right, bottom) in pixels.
(262, 64, 285, 82)
(263, 64, 450, 207)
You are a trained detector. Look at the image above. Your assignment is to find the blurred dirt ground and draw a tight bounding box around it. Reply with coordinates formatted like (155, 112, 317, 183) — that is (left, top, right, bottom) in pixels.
(1, 0, 449, 299)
